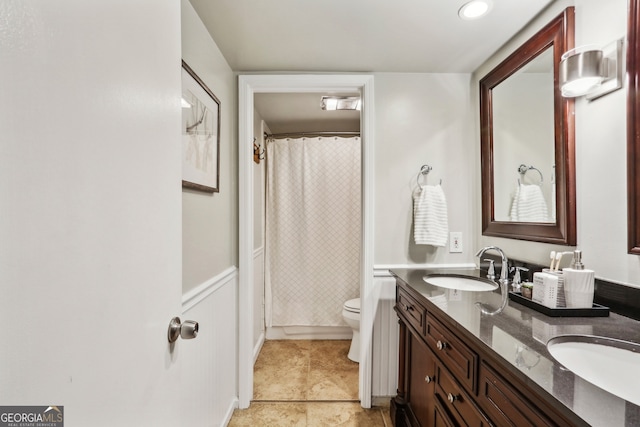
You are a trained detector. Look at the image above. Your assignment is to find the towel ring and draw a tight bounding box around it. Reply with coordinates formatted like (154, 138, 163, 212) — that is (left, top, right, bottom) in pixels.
(417, 164, 442, 189)
(518, 164, 543, 184)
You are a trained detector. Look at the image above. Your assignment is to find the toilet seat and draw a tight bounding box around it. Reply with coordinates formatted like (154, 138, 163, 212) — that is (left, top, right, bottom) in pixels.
(343, 298, 360, 313)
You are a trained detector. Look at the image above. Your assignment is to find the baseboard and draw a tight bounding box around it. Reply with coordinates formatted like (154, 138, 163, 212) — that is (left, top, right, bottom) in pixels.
(253, 332, 265, 365)
(372, 396, 393, 408)
(222, 397, 239, 427)
(265, 325, 352, 340)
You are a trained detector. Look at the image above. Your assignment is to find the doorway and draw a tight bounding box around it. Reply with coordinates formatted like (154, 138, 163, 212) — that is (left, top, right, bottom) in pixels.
(257, 92, 361, 340)
(238, 74, 375, 409)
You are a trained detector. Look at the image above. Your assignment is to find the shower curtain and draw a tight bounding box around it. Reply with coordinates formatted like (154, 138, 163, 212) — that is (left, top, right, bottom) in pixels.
(265, 136, 361, 327)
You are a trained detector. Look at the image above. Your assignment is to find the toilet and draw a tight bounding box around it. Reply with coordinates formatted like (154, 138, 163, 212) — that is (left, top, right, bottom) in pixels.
(342, 298, 361, 363)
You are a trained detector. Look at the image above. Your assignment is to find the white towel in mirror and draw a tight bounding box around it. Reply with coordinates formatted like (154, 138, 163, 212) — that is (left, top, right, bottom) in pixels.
(510, 183, 549, 222)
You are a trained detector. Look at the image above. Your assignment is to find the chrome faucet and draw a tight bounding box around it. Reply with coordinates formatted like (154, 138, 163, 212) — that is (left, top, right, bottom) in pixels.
(475, 246, 510, 316)
(475, 246, 509, 284)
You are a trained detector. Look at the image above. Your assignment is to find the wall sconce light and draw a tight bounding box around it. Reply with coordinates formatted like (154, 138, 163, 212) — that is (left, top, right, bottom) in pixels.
(559, 39, 623, 100)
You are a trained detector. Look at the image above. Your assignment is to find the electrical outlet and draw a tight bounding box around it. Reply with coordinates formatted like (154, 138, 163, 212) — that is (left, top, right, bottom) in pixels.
(449, 232, 463, 253)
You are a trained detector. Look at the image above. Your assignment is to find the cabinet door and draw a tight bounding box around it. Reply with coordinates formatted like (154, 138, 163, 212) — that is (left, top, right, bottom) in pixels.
(479, 362, 557, 427)
(408, 332, 437, 424)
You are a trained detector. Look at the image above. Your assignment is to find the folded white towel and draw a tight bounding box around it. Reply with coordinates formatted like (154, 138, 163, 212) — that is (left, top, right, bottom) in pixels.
(413, 184, 449, 246)
(510, 183, 549, 222)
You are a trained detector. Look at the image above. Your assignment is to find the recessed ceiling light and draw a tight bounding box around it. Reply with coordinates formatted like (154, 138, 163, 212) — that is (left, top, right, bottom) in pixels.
(458, 0, 493, 20)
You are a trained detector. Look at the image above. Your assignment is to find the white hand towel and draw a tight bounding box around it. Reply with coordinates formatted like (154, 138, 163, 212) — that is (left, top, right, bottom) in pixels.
(413, 184, 449, 246)
(510, 183, 549, 222)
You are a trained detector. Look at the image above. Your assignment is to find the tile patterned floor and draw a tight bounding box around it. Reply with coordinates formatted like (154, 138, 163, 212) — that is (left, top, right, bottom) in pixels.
(228, 340, 392, 427)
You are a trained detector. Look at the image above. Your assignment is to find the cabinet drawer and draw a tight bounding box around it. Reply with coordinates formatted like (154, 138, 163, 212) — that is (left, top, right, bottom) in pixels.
(435, 362, 490, 427)
(478, 362, 556, 427)
(434, 395, 457, 427)
(397, 287, 427, 335)
(426, 316, 478, 392)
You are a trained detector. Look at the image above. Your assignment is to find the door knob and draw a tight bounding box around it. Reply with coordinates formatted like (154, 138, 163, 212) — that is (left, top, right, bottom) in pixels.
(168, 317, 199, 343)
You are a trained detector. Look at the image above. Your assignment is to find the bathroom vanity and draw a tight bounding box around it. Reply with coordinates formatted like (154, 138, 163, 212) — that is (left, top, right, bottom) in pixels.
(390, 268, 640, 427)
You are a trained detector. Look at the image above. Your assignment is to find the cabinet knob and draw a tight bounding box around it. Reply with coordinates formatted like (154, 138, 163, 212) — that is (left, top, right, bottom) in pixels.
(425, 375, 434, 383)
(436, 340, 447, 351)
(447, 393, 458, 403)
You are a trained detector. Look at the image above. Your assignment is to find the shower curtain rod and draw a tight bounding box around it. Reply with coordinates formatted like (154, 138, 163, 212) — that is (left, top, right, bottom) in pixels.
(265, 131, 360, 138)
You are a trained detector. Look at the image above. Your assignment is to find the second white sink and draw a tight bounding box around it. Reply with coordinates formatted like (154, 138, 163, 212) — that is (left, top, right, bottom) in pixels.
(423, 274, 499, 292)
(547, 335, 640, 406)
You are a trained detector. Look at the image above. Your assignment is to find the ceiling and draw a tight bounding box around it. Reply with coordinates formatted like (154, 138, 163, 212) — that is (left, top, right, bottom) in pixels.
(189, 0, 555, 133)
(255, 92, 361, 134)
(189, 0, 554, 73)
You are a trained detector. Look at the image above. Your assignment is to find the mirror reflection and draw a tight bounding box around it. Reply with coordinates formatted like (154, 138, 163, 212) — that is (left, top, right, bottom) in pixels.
(480, 7, 576, 245)
(492, 49, 555, 223)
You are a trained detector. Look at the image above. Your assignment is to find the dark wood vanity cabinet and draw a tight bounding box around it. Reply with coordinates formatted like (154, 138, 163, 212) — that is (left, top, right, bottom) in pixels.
(391, 280, 577, 427)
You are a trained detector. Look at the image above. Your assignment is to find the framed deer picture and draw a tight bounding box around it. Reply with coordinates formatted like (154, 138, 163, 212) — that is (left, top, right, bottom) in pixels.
(181, 60, 221, 193)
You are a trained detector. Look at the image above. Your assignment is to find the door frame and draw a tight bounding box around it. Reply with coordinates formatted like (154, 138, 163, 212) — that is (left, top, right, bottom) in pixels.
(238, 74, 375, 408)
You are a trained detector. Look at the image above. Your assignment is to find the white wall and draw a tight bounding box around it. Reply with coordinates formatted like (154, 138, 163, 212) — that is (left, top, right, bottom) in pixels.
(182, 0, 238, 293)
(181, 2, 239, 425)
(474, 0, 640, 288)
(369, 73, 477, 397)
(373, 73, 475, 266)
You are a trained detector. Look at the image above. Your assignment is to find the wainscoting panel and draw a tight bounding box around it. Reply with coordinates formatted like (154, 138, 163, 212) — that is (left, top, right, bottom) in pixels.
(181, 267, 238, 427)
(372, 271, 399, 398)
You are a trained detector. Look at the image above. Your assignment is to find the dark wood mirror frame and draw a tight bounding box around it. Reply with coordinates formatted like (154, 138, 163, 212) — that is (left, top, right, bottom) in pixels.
(480, 7, 576, 245)
(628, 0, 640, 254)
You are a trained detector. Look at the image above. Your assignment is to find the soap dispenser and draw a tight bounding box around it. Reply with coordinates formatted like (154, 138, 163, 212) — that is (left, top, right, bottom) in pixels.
(562, 250, 595, 308)
(510, 266, 529, 292)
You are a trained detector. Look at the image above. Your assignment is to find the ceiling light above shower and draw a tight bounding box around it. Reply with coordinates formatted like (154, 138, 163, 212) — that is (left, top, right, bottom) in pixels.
(321, 96, 361, 111)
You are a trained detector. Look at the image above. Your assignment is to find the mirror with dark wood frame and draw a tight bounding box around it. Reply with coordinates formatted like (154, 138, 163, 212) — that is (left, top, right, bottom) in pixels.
(480, 8, 577, 245)
(628, 0, 640, 254)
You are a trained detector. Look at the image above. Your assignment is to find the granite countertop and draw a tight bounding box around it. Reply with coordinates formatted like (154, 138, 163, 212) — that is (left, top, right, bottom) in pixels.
(390, 267, 640, 427)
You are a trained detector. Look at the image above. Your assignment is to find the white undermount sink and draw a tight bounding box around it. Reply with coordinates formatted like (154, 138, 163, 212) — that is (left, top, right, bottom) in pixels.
(547, 335, 640, 406)
(422, 274, 499, 292)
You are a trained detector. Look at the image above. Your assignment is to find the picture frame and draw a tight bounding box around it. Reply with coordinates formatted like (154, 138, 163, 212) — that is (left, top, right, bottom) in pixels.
(181, 60, 221, 193)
